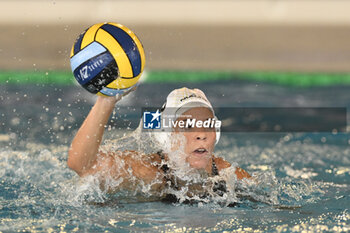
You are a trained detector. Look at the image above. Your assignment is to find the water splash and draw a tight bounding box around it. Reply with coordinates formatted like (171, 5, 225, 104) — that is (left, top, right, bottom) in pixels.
(70, 124, 324, 209)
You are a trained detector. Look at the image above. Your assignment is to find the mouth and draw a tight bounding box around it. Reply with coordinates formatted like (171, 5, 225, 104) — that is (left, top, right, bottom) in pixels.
(192, 148, 209, 157)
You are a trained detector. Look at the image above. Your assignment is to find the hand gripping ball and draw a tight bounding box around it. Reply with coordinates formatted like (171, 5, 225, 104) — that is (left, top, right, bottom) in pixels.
(70, 22, 145, 96)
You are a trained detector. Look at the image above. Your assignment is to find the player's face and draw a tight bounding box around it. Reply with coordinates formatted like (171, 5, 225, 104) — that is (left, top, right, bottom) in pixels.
(173, 107, 216, 172)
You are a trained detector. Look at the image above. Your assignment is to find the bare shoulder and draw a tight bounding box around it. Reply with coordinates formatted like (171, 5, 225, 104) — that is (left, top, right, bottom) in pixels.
(85, 150, 163, 184)
(234, 167, 251, 180)
(123, 151, 162, 183)
(213, 156, 251, 180)
(213, 156, 231, 171)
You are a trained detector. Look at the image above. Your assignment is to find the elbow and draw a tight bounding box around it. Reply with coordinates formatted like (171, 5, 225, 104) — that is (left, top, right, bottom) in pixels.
(67, 149, 83, 176)
(67, 154, 75, 170)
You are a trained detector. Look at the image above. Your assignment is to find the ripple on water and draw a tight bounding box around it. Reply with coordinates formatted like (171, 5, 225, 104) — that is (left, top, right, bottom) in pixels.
(0, 131, 349, 232)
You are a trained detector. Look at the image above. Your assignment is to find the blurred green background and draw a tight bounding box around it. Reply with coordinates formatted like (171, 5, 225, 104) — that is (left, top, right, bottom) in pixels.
(1, 0, 350, 86)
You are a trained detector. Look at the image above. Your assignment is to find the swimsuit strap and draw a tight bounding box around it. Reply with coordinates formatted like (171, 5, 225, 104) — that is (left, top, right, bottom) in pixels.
(156, 150, 169, 173)
(156, 150, 230, 204)
(157, 150, 175, 188)
(156, 150, 181, 203)
(211, 158, 219, 176)
(156, 150, 165, 160)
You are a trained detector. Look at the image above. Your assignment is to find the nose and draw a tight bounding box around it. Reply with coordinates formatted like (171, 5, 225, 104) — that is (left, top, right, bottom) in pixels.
(196, 135, 206, 140)
(195, 131, 207, 141)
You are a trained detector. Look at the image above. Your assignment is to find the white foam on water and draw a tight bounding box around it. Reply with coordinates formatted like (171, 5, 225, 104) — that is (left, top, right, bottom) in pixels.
(71, 123, 293, 208)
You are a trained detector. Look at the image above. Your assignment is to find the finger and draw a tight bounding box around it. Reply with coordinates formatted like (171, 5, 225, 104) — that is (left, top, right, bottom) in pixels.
(122, 85, 138, 96)
(115, 85, 138, 101)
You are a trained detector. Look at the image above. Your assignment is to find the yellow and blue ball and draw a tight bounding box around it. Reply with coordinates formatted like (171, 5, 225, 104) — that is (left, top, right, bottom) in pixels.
(70, 22, 145, 96)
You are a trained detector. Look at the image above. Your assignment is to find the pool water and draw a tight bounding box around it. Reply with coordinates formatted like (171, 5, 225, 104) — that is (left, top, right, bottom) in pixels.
(0, 81, 349, 232)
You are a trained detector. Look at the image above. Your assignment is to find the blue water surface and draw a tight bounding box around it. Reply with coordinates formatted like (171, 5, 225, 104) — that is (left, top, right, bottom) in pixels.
(0, 81, 349, 232)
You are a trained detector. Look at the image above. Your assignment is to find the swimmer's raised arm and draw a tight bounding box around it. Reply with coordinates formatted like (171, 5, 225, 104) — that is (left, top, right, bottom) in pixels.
(67, 87, 136, 176)
(67, 96, 116, 176)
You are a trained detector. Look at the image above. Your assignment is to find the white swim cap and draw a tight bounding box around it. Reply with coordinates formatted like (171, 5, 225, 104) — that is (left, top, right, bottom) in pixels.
(161, 87, 214, 122)
(154, 87, 221, 148)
